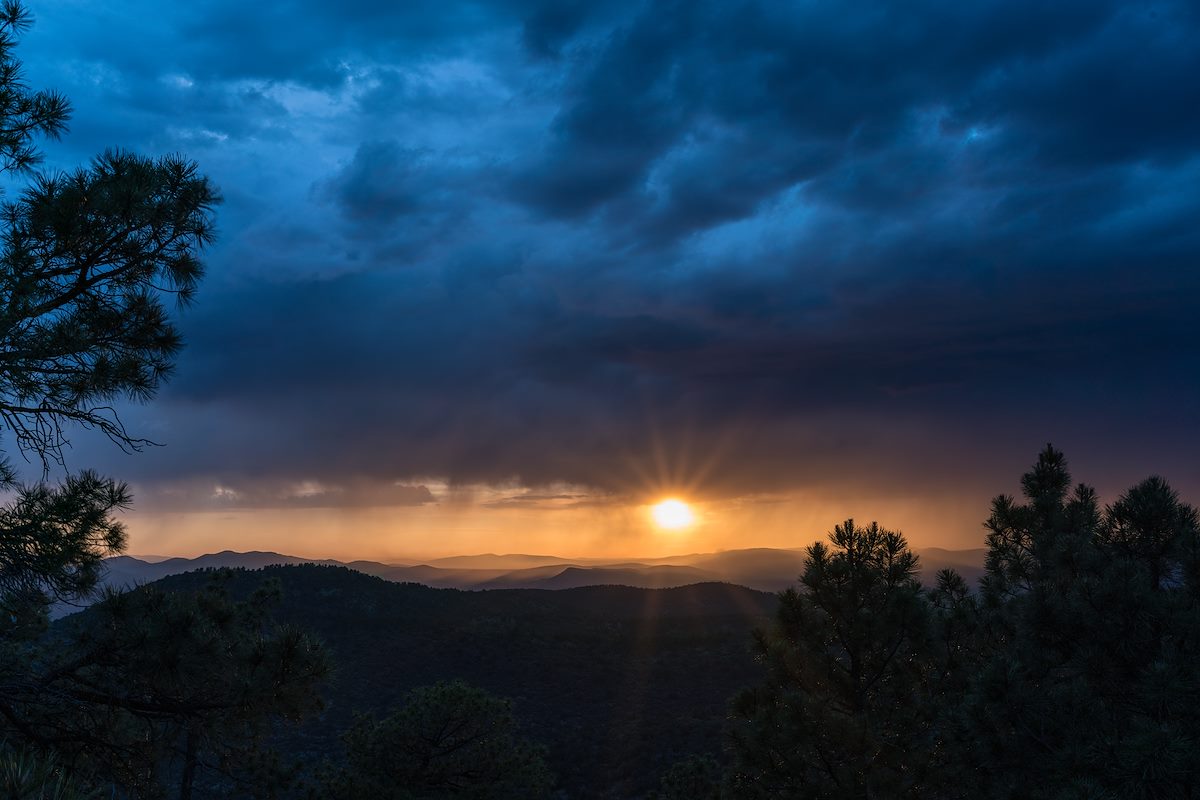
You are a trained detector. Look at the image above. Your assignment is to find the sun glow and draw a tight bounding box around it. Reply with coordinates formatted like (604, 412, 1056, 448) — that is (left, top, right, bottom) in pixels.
(651, 498, 694, 530)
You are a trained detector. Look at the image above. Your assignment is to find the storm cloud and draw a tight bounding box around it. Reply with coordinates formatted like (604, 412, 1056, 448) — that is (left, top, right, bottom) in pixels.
(18, 0, 1200, 514)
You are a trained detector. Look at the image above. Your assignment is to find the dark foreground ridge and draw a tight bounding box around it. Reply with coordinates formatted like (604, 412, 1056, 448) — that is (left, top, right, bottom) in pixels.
(67, 564, 777, 798)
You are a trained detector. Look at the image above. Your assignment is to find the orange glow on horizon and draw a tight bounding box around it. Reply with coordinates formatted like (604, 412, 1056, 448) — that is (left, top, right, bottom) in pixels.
(120, 483, 993, 562)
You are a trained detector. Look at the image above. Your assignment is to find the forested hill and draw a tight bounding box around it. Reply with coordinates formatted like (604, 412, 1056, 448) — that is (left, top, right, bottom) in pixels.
(93, 565, 778, 798)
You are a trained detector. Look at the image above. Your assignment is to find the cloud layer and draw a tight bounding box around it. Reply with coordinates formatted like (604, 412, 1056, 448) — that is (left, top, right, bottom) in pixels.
(16, 0, 1200, 519)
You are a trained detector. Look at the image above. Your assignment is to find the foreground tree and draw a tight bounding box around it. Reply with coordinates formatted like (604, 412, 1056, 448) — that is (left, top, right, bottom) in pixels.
(0, 741, 97, 799)
(729, 448, 1200, 799)
(0, 0, 216, 626)
(0, 7, 330, 798)
(727, 520, 945, 798)
(649, 754, 722, 800)
(960, 446, 1200, 798)
(3, 573, 331, 798)
(318, 680, 554, 800)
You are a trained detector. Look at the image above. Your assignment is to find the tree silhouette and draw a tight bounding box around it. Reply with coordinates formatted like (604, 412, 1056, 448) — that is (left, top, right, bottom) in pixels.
(730, 448, 1200, 799)
(727, 520, 944, 798)
(0, 741, 98, 799)
(0, 7, 332, 798)
(318, 680, 554, 800)
(0, 0, 217, 631)
(649, 754, 722, 800)
(12, 573, 331, 799)
(960, 446, 1200, 798)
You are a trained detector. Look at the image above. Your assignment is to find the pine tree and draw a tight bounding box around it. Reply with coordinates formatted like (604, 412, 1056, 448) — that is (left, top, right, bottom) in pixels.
(0, 8, 331, 797)
(0, 0, 217, 628)
(2, 573, 329, 797)
(318, 680, 554, 800)
(962, 446, 1200, 798)
(727, 520, 944, 799)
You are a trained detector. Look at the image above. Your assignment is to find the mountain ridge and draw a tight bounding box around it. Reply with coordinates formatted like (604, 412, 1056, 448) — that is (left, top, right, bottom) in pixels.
(98, 545, 986, 594)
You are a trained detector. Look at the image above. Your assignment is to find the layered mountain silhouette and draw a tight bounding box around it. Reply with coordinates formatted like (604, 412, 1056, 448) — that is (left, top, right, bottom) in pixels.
(100, 545, 986, 594)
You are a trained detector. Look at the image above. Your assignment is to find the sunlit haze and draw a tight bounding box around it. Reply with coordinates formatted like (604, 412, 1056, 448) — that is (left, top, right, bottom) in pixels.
(17, 0, 1199, 562)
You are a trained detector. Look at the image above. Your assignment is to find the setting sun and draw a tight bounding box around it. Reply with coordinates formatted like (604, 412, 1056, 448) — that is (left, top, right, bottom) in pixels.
(651, 499, 694, 530)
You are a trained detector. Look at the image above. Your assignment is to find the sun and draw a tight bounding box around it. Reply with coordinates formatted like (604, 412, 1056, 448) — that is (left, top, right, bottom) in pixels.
(651, 498, 694, 530)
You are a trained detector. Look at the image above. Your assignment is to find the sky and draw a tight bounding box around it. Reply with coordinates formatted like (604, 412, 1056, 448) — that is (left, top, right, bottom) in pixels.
(9, 0, 1200, 560)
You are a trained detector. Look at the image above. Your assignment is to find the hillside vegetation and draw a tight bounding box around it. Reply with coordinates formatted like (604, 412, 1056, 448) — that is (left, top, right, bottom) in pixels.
(67, 566, 776, 798)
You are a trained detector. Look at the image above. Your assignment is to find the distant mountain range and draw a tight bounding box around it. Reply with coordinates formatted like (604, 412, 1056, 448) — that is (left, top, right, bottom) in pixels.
(99, 545, 987, 595)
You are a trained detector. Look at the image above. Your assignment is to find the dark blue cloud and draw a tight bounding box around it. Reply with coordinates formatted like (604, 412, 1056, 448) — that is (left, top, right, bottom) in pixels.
(13, 0, 1200, 510)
